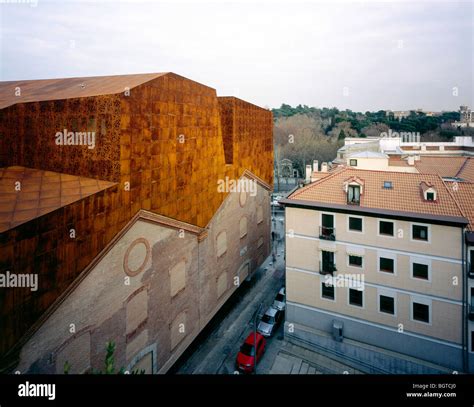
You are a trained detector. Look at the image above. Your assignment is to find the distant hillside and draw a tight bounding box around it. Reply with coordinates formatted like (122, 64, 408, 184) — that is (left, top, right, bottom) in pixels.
(272, 104, 461, 139)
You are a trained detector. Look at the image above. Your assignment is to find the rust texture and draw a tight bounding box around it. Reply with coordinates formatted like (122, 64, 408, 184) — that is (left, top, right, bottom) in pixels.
(0, 72, 273, 365)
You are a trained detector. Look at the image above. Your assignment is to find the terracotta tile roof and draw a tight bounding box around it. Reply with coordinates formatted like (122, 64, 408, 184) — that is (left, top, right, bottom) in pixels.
(447, 181, 474, 231)
(388, 156, 411, 167)
(0, 73, 167, 109)
(456, 158, 474, 182)
(288, 167, 465, 219)
(414, 156, 468, 178)
(0, 166, 116, 232)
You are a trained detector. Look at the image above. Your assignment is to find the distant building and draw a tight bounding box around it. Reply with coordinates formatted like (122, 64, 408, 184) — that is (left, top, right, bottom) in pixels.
(452, 106, 474, 128)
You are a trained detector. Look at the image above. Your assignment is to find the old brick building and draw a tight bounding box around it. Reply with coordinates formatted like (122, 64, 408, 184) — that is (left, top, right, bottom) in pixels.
(0, 72, 273, 373)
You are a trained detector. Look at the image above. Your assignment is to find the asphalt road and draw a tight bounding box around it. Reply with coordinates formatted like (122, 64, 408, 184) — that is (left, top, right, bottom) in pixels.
(170, 209, 286, 374)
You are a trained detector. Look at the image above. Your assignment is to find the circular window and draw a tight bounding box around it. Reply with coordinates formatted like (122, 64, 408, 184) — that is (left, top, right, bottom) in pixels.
(123, 238, 151, 277)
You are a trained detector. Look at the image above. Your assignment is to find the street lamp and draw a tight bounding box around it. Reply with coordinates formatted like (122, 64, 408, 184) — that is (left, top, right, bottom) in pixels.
(253, 302, 263, 374)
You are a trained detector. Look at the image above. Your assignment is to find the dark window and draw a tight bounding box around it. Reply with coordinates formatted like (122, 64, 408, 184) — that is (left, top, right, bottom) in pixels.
(383, 181, 393, 189)
(379, 221, 394, 236)
(321, 251, 336, 273)
(426, 192, 435, 201)
(321, 214, 334, 238)
(413, 263, 429, 280)
(349, 217, 363, 232)
(379, 257, 394, 273)
(349, 159, 358, 167)
(470, 251, 474, 273)
(349, 289, 363, 307)
(379, 295, 395, 314)
(471, 331, 474, 352)
(321, 283, 335, 300)
(413, 225, 428, 241)
(413, 302, 430, 323)
(349, 255, 363, 267)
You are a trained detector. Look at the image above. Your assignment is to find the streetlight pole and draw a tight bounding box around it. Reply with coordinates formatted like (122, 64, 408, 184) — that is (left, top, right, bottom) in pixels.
(253, 302, 263, 374)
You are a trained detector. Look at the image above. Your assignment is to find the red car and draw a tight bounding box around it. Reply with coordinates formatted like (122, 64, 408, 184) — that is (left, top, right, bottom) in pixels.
(236, 332, 266, 373)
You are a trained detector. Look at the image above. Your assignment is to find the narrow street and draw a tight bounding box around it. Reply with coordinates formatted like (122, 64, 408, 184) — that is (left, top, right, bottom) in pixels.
(170, 209, 286, 374)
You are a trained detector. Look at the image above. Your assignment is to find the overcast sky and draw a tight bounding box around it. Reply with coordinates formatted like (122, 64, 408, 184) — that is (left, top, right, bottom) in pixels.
(0, 0, 472, 111)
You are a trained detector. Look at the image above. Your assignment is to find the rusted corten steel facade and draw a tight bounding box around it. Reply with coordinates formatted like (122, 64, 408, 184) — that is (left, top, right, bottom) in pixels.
(0, 72, 273, 368)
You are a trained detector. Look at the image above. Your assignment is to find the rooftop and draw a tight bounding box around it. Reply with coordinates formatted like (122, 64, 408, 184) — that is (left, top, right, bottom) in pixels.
(414, 156, 474, 181)
(0, 73, 168, 109)
(0, 166, 116, 233)
(348, 151, 388, 159)
(288, 167, 466, 222)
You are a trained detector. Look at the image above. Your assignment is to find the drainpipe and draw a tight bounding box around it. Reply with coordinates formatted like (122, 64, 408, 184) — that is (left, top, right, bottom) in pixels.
(462, 226, 467, 372)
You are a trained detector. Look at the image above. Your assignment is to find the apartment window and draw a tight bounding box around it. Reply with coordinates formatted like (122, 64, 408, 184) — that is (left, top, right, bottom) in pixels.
(379, 220, 394, 236)
(349, 159, 358, 167)
(321, 282, 335, 300)
(349, 289, 363, 307)
(413, 302, 430, 323)
(348, 216, 363, 232)
(320, 213, 335, 240)
(379, 257, 394, 273)
(413, 263, 429, 280)
(383, 181, 393, 189)
(412, 224, 429, 241)
(347, 185, 360, 205)
(379, 295, 395, 315)
(349, 255, 363, 267)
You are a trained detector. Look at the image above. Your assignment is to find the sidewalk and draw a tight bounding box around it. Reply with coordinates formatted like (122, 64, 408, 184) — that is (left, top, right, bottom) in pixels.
(268, 340, 364, 374)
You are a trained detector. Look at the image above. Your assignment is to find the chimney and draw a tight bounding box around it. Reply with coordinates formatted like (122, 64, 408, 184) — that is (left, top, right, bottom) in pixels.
(305, 165, 312, 182)
(407, 155, 415, 166)
(321, 162, 328, 173)
(313, 160, 319, 172)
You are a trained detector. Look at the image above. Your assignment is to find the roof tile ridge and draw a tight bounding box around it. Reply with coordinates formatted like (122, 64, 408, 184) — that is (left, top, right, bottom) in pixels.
(290, 167, 349, 199)
(441, 175, 467, 219)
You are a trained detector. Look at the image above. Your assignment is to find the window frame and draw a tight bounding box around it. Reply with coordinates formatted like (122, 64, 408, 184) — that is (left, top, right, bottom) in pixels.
(377, 290, 397, 317)
(348, 288, 364, 308)
(410, 257, 431, 282)
(410, 297, 432, 325)
(349, 159, 358, 167)
(320, 281, 336, 301)
(411, 223, 430, 243)
(377, 252, 397, 275)
(348, 254, 363, 268)
(378, 219, 395, 238)
(347, 215, 364, 233)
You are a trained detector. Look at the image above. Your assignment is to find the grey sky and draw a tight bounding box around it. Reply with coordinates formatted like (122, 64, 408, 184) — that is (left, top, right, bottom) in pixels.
(0, 0, 472, 111)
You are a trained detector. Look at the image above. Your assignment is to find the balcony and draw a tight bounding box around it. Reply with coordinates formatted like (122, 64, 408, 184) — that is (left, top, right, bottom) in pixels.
(319, 226, 336, 241)
(469, 302, 474, 321)
(319, 261, 337, 276)
(347, 196, 360, 206)
(468, 262, 474, 279)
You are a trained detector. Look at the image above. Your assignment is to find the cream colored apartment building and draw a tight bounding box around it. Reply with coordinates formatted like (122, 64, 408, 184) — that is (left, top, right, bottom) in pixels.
(281, 167, 474, 373)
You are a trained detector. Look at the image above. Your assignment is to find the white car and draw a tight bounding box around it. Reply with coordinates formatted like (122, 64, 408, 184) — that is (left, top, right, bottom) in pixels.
(257, 306, 283, 337)
(272, 287, 286, 311)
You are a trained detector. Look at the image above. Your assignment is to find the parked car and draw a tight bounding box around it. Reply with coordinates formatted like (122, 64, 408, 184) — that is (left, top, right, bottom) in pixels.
(273, 287, 286, 311)
(257, 306, 283, 337)
(236, 332, 266, 373)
